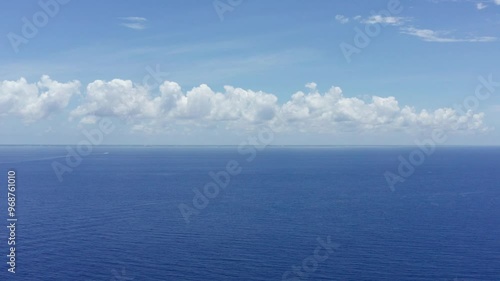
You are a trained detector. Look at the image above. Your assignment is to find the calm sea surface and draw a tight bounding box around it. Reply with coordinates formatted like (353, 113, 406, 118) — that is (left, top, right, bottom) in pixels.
(0, 146, 499, 280)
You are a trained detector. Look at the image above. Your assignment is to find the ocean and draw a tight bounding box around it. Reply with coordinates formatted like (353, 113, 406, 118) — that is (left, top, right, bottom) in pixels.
(0, 146, 499, 280)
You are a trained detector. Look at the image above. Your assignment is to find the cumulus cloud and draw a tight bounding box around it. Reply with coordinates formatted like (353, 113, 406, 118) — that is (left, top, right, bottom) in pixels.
(70, 79, 158, 121)
(278, 86, 485, 133)
(70, 79, 488, 134)
(0, 76, 80, 122)
(71, 80, 279, 130)
(0, 76, 488, 134)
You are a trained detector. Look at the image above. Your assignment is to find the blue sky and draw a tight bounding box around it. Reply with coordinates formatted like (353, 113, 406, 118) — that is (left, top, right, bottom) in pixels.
(0, 0, 499, 145)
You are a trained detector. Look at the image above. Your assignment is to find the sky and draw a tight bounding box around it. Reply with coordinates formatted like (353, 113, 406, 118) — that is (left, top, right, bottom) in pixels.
(0, 0, 499, 145)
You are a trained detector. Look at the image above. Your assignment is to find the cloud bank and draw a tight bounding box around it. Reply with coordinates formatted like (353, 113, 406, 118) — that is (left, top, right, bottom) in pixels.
(0, 75, 80, 122)
(0, 76, 488, 134)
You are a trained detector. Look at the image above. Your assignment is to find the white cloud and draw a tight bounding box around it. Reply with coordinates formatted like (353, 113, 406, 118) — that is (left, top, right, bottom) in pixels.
(121, 17, 147, 21)
(119, 17, 148, 30)
(0, 77, 488, 135)
(305, 82, 317, 90)
(401, 27, 497, 42)
(70, 79, 159, 121)
(476, 2, 487, 9)
(495, 0, 500, 5)
(343, 14, 408, 26)
(70, 79, 488, 134)
(335, 15, 349, 24)
(278, 87, 485, 133)
(361, 15, 408, 26)
(0, 76, 80, 122)
(71, 80, 279, 129)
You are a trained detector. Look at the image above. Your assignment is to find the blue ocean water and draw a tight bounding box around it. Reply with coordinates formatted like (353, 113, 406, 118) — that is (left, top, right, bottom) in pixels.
(0, 146, 499, 281)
